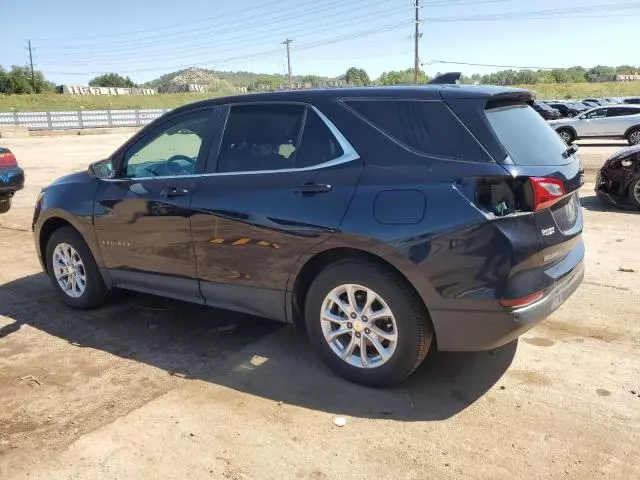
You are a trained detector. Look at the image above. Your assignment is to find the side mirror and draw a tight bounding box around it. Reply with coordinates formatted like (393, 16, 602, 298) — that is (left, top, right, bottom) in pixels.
(577, 115, 586, 120)
(88, 158, 115, 179)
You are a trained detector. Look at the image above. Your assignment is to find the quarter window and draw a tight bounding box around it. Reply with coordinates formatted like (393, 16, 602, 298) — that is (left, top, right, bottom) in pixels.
(122, 113, 210, 178)
(296, 109, 344, 168)
(217, 104, 305, 173)
(344, 99, 488, 161)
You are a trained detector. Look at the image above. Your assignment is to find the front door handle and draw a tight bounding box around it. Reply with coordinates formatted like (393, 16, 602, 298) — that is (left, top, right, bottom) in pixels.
(294, 182, 332, 196)
(163, 187, 190, 198)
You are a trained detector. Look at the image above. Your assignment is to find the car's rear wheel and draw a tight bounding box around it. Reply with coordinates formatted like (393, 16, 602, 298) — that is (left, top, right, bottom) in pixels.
(627, 128, 640, 146)
(45, 227, 109, 309)
(628, 177, 640, 209)
(557, 128, 575, 145)
(0, 198, 11, 214)
(304, 260, 433, 387)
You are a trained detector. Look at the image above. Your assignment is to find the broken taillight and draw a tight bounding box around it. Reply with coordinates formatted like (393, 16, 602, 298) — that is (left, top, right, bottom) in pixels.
(529, 177, 566, 211)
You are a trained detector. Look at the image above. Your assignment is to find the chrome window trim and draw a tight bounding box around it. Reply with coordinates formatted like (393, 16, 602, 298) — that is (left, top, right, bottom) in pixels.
(103, 105, 359, 182)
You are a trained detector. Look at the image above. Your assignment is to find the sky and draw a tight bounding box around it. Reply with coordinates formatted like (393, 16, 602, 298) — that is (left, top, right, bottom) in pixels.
(1, 0, 639, 85)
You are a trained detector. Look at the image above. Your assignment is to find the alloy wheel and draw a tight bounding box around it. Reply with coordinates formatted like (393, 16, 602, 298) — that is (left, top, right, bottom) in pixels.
(633, 180, 640, 204)
(630, 131, 640, 145)
(320, 284, 398, 369)
(52, 243, 87, 298)
(559, 130, 572, 144)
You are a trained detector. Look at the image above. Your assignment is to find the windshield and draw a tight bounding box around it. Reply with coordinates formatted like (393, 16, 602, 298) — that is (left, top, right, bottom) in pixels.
(486, 104, 570, 166)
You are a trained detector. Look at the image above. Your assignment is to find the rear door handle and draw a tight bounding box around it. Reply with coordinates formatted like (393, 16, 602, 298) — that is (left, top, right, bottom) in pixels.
(294, 183, 332, 195)
(163, 187, 190, 198)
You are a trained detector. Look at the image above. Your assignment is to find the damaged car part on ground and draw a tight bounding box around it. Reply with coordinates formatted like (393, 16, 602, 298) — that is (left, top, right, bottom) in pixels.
(32, 82, 585, 387)
(0, 147, 25, 214)
(595, 144, 640, 209)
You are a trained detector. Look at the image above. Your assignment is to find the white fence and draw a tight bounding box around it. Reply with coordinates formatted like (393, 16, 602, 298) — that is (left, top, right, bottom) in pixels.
(0, 109, 170, 130)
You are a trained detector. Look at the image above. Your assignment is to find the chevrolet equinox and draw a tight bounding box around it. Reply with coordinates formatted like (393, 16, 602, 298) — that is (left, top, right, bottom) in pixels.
(33, 85, 585, 386)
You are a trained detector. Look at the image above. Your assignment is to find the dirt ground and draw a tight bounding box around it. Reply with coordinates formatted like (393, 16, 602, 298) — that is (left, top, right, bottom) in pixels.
(0, 134, 638, 480)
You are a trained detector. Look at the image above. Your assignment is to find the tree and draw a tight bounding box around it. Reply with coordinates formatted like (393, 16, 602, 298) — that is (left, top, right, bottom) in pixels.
(378, 68, 428, 85)
(0, 65, 54, 94)
(587, 65, 616, 82)
(89, 73, 136, 88)
(345, 67, 371, 86)
(297, 74, 322, 84)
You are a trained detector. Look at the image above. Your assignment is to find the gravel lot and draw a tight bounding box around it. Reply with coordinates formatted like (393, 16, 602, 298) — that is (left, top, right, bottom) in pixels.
(0, 134, 638, 480)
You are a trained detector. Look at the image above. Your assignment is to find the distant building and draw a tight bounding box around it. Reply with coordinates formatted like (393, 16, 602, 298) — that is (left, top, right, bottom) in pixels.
(616, 74, 640, 82)
(59, 85, 156, 95)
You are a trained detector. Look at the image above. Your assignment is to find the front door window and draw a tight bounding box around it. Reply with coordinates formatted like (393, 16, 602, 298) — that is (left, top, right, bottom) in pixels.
(123, 114, 210, 178)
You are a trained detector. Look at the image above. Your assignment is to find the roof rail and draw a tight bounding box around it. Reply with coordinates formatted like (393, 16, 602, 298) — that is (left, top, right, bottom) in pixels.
(427, 72, 461, 85)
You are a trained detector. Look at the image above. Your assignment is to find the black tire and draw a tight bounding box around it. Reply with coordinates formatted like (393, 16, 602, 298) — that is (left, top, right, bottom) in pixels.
(305, 260, 433, 387)
(627, 128, 640, 146)
(0, 198, 11, 214)
(628, 177, 640, 209)
(45, 227, 109, 309)
(557, 128, 575, 145)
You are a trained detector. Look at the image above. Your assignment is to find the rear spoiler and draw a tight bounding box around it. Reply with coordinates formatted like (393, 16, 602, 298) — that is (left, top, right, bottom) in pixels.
(428, 72, 461, 85)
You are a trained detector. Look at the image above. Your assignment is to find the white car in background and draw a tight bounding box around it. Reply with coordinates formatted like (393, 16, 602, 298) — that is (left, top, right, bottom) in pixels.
(549, 104, 640, 145)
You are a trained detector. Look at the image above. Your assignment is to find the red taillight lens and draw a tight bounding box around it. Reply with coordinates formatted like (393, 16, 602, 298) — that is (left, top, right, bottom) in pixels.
(530, 177, 566, 211)
(0, 151, 17, 167)
(499, 291, 544, 308)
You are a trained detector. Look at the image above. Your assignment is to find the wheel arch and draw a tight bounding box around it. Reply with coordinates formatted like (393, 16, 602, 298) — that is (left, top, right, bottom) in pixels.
(624, 125, 640, 138)
(555, 125, 577, 137)
(38, 217, 77, 273)
(288, 246, 433, 336)
(37, 211, 104, 277)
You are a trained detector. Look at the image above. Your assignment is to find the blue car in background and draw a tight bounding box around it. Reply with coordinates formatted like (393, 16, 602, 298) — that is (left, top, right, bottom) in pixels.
(0, 147, 25, 214)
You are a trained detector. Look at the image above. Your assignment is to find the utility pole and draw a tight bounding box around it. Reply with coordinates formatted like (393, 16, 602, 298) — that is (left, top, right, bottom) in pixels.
(414, 1, 420, 84)
(282, 39, 293, 89)
(28, 40, 36, 93)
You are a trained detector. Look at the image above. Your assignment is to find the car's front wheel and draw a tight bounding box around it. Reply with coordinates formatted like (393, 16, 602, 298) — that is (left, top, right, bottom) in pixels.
(557, 128, 575, 145)
(305, 260, 433, 387)
(628, 177, 640, 209)
(46, 227, 109, 309)
(0, 198, 11, 214)
(627, 128, 640, 146)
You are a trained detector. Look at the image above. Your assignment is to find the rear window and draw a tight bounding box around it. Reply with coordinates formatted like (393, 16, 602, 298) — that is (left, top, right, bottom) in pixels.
(485, 104, 569, 166)
(344, 99, 488, 161)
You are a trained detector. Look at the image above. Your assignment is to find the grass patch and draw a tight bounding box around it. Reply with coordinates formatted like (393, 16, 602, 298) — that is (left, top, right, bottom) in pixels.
(0, 92, 230, 112)
(1, 82, 639, 112)
(515, 82, 640, 100)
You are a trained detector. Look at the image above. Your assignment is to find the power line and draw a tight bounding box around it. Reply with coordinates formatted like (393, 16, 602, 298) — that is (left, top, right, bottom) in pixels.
(31, 0, 293, 41)
(422, 60, 560, 70)
(38, 0, 386, 52)
(37, 0, 511, 53)
(42, 20, 412, 77)
(423, 1, 640, 23)
(38, 4, 405, 64)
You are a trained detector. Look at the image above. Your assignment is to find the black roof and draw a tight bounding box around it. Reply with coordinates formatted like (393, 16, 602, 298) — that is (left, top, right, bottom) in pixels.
(180, 84, 534, 112)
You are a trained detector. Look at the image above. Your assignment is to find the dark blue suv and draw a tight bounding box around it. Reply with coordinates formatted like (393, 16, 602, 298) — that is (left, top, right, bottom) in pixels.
(33, 84, 584, 386)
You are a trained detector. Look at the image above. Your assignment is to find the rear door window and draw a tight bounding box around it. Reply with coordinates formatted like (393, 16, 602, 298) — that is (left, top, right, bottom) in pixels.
(216, 104, 305, 173)
(344, 99, 488, 161)
(485, 104, 569, 166)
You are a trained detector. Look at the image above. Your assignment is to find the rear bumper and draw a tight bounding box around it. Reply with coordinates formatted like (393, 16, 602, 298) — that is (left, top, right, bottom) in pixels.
(431, 258, 584, 351)
(0, 167, 25, 196)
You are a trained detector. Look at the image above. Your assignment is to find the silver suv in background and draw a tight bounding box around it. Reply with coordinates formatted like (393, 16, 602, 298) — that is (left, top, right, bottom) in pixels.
(549, 105, 640, 145)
